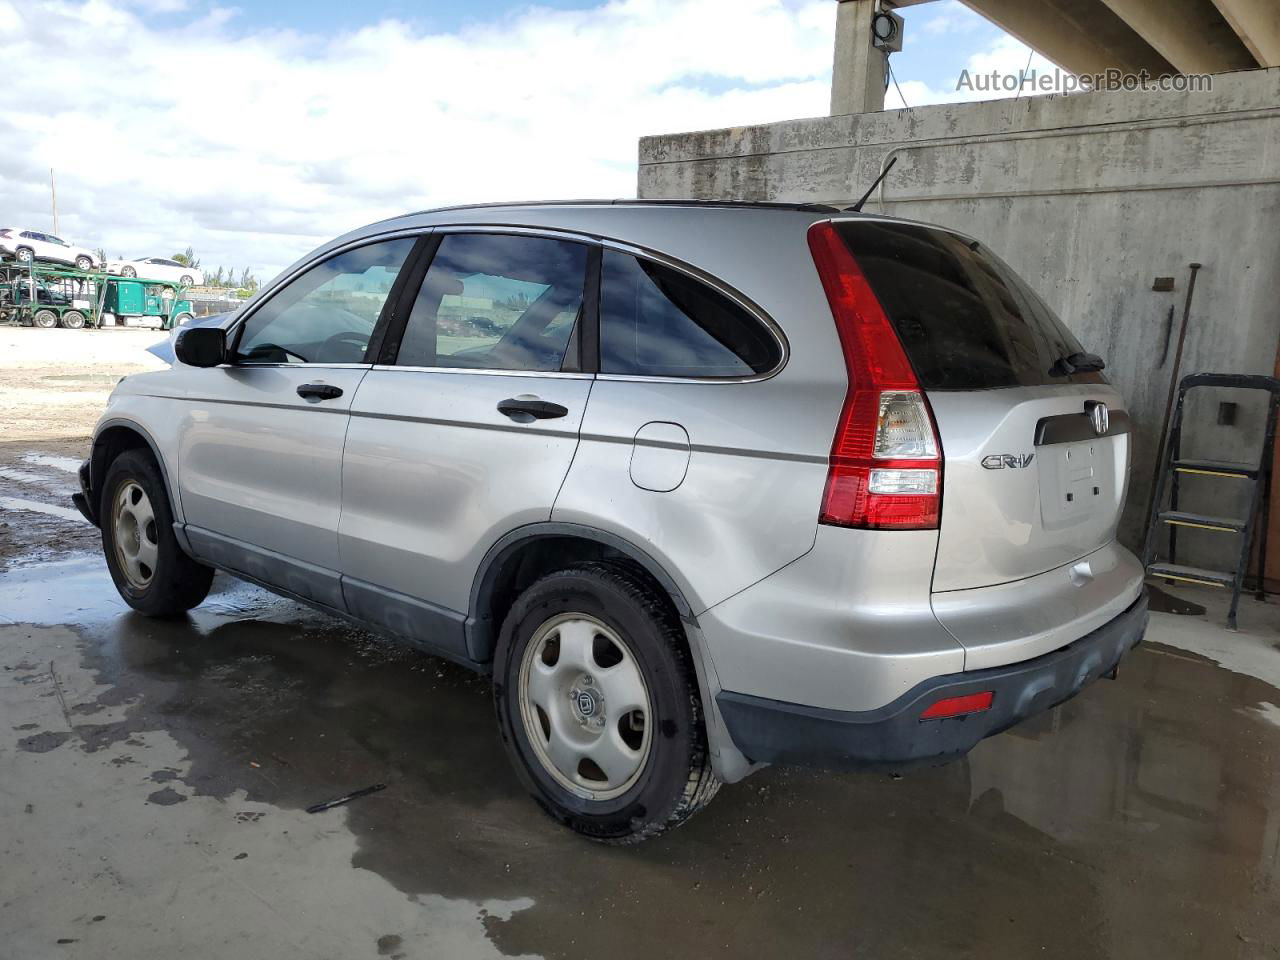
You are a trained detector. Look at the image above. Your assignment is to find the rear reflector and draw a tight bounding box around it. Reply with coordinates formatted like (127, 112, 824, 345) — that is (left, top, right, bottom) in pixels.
(807, 221, 942, 530)
(920, 692, 994, 720)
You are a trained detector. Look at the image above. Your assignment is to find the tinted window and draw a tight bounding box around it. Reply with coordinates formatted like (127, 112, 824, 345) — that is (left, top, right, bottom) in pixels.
(236, 237, 413, 364)
(396, 233, 587, 372)
(835, 222, 1102, 390)
(599, 251, 780, 378)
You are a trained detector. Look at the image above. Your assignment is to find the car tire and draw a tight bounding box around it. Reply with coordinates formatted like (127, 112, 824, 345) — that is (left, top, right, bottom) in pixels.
(60, 310, 86, 329)
(101, 449, 214, 617)
(122, 266, 136, 278)
(179, 275, 194, 286)
(32, 309, 58, 328)
(494, 561, 720, 843)
(75, 255, 93, 271)
(16, 247, 33, 263)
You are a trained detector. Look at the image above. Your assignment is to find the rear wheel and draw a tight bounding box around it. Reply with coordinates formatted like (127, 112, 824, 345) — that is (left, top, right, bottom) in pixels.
(494, 562, 719, 843)
(16, 247, 33, 263)
(32, 309, 57, 328)
(179, 274, 194, 286)
(75, 255, 93, 271)
(60, 310, 86, 329)
(101, 449, 213, 616)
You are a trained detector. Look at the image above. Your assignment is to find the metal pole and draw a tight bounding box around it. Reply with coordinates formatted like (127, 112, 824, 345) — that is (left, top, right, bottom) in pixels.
(50, 168, 58, 235)
(1144, 262, 1202, 535)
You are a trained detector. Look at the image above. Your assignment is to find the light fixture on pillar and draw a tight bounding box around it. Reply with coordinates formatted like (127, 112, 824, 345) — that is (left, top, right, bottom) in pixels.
(871, 9, 904, 53)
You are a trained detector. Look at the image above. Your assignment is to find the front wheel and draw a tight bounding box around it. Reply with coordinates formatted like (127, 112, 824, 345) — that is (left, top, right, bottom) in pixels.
(75, 255, 93, 271)
(101, 449, 214, 616)
(16, 247, 33, 263)
(121, 265, 136, 278)
(494, 562, 719, 843)
(179, 275, 194, 286)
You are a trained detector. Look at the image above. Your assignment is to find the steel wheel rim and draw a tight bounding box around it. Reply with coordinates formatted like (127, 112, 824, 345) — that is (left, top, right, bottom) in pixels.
(518, 612, 653, 801)
(111, 480, 158, 590)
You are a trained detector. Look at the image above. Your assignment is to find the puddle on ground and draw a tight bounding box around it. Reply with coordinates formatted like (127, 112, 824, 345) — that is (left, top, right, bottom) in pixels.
(20, 454, 81, 474)
(0, 466, 74, 493)
(2, 554, 1280, 958)
(1147, 582, 1208, 616)
(0, 495, 86, 524)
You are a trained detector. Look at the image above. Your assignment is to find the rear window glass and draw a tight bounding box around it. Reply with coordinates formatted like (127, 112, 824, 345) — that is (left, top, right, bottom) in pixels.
(835, 221, 1104, 390)
(600, 251, 781, 379)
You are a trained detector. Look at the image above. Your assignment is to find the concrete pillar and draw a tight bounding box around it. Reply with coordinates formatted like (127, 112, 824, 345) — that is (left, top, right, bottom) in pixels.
(831, 0, 886, 116)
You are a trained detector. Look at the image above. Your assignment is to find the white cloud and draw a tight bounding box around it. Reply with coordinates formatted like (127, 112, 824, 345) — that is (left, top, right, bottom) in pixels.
(886, 34, 1061, 110)
(0, 0, 834, 278)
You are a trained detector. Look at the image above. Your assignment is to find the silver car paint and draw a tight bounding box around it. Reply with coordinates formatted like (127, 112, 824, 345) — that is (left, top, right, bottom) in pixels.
(339, 366, 592, 616)
(927, 384, 1130, 592)
(175, 364, 370, 573)
(86, 202, 1146, 781)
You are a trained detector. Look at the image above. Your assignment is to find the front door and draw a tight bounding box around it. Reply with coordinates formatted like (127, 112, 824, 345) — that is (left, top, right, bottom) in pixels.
(339, 231, 593, 659)
(176, 236, 417, 609)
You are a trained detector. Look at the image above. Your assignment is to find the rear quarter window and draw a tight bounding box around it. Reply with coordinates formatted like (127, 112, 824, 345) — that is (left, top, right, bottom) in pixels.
(599, 251, 781, 379)
(836, 221, 1104, 390)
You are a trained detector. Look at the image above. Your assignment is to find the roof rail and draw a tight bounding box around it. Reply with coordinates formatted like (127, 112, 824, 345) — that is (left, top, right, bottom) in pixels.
(398, 198, 845, 218)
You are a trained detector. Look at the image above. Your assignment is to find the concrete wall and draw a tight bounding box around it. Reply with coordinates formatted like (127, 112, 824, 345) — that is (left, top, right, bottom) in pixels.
(638, 68, 1280, 567)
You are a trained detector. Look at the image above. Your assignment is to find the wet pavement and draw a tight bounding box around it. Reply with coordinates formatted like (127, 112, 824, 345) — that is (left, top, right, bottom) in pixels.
(2, 443, 1280, 958)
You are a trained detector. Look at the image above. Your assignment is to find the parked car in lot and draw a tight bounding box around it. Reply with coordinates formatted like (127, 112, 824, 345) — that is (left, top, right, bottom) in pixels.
(0, 228, 99, 271)
(107, 257, 202, 286)
(73, 201, 1147, 842)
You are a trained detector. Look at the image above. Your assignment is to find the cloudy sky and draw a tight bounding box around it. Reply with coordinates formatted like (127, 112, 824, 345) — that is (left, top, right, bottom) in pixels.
(1, 0, 1054, 281)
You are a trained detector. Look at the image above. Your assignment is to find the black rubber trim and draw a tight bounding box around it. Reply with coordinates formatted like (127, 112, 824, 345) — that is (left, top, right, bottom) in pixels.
(1036, 408, 1131, 445)
(372, 233, 440, 366)
(578, 244, 601, 374)
(72, 458, 97, 526)
(716, 593, 1149, 772)
(465, 521, 697, 662)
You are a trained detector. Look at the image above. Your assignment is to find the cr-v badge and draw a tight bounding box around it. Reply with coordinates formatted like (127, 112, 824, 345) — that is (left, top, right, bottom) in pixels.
(982, 453, 1035, 470)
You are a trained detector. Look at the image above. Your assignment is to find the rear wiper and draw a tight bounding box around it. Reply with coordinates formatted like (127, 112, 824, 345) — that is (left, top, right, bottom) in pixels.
(1048, 351, 1106, 377)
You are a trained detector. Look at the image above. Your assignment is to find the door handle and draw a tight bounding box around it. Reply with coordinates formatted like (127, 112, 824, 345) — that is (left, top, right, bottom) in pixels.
(497, 396, 569, 421)
(297, 383, 343, 400)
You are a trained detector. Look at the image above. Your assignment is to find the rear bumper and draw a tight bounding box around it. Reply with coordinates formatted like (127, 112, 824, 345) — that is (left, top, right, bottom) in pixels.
(71, 458, 98, 527)
(716, 592, 1148, 772)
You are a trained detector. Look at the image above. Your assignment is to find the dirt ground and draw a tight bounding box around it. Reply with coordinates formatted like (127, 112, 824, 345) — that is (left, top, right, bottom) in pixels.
(0, 327, 167, 442)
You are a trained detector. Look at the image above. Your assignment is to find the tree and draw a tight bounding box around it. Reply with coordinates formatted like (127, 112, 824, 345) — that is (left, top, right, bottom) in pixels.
(171, 246, 200, 269)
(95, 247, 107, 264)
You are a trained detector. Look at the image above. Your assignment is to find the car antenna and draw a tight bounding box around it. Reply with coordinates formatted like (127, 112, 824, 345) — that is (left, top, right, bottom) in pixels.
(846, 156, 898, 213)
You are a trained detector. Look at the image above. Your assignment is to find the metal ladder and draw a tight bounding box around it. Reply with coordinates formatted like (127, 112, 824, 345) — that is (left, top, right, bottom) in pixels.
(1142, 373, 1279, 629)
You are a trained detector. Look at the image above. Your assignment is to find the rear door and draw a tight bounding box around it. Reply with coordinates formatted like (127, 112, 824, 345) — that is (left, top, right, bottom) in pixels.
(835, 220, 1129, 592)
(338, 230, 593, 660)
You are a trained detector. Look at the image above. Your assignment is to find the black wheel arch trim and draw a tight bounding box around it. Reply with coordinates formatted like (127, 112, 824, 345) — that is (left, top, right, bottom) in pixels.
(88, 418, 178, 522)
(465, 522, 698, 663)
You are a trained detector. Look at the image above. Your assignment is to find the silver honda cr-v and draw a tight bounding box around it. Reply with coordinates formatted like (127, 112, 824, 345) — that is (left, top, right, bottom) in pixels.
(74, 201, 1148, 842)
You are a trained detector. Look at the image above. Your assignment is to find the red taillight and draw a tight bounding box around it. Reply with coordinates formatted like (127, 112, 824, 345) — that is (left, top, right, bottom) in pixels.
(920, 691, 994, 720)
(807, 220, 942, 530)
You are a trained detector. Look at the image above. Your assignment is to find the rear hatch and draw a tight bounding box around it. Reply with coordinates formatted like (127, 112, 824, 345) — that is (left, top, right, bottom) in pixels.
(835, 220, 1128, 592)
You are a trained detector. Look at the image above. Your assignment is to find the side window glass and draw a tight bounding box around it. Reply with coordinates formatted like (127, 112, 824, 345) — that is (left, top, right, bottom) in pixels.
(236, 237, 414, 365)
(599, 251, 781, 378)
(396, 233, 587, 372)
